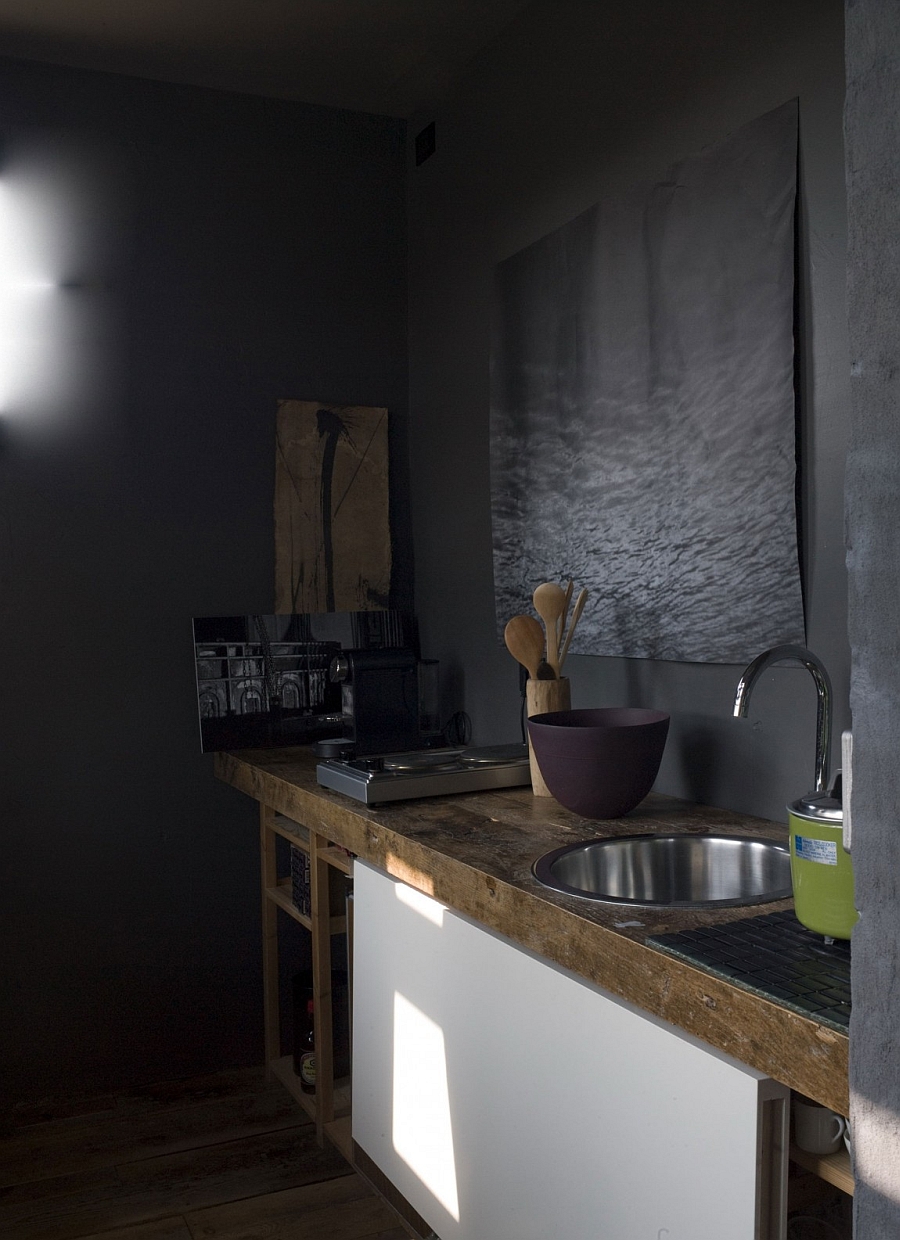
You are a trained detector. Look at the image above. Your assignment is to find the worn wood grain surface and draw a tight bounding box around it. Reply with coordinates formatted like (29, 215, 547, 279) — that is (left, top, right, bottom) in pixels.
(0, 1077, 310, 1187)
(187, 1175, 404, 1239)
(216, 747, 850, 1115)
(0, 1068, 403, 1240)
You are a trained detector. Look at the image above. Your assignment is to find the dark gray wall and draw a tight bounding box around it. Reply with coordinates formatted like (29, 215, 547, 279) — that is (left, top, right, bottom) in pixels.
(0, 58, 408, 1109)
(407, 0, 849, 825)
(845, 0, 900, 1232)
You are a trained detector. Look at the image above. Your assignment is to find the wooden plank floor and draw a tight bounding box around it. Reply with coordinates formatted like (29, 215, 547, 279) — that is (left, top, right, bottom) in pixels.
(0, 1067, 408, 1240)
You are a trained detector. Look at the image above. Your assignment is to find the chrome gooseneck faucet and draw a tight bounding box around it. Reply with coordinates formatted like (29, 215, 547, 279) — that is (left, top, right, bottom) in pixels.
(733, 644, 833, 794)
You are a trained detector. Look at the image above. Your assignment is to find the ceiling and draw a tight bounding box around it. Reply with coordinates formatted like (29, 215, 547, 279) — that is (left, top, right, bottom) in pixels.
(0, 0, 533, 117)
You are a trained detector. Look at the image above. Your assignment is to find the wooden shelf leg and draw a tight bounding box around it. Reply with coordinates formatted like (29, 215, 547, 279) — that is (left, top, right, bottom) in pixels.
(260, 803, 280, 1079)
(310, 831, 335, 1146)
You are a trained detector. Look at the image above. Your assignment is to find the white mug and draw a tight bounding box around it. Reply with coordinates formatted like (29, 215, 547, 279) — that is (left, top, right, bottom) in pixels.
(793, 1097, 847, 1155)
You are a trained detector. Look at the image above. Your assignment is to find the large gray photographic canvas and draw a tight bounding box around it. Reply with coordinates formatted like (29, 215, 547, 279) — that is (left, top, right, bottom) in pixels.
(490, 102, 804, 664)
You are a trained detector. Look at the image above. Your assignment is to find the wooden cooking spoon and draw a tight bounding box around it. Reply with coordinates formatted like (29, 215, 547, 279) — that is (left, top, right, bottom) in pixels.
(532, 582, 567, 676)
(558, 578, 574, 643)
(504, 614, 545, 680)
(559, 587, 588, 670)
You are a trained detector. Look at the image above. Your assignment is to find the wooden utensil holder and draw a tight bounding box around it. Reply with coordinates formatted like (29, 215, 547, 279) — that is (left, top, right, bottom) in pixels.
(526, 677, 571, 796)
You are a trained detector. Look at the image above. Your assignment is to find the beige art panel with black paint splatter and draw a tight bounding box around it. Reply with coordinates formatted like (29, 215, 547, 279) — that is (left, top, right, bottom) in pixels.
(274, 400, 391, 613)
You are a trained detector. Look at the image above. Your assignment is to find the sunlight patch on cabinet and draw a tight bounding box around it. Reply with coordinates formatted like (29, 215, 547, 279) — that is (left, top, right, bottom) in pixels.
(392, 990, 460, 1221)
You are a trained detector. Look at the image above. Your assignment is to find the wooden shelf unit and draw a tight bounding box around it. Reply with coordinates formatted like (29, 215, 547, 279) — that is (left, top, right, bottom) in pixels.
(790, 1143, 854, 1197)
(270, 1055, 351, 1119)
(260, 803, 353, 1149)
(318, 845, 353, 875)
(265, 877, 313, 930)
(324, 1115, 353, 1162)
(265, 876, 348, 935)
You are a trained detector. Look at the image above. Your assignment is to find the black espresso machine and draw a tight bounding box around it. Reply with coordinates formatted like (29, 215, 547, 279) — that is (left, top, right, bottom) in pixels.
(324, 646, 423, 755)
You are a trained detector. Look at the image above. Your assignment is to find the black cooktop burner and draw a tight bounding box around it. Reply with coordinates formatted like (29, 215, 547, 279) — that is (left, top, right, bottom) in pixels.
(381, 751, 464, 773)
(317, 743, 531, 804)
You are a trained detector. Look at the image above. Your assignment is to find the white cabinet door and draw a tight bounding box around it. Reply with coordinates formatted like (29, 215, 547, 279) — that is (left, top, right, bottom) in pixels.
(352, 861, 788, 1240)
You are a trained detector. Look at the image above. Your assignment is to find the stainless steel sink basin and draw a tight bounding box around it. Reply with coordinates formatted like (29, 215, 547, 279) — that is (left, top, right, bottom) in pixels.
(532, 834, 792, 908)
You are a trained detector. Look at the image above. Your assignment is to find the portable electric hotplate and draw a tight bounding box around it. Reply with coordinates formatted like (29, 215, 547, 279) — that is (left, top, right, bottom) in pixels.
(316, 743, 531, 804)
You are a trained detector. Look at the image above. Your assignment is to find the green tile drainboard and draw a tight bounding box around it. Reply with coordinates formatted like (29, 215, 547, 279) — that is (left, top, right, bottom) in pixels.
(647, 909, 850, 1032)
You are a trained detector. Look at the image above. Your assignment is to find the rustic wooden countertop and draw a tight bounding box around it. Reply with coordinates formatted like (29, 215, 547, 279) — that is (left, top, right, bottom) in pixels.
(215, 746, 848, 1115)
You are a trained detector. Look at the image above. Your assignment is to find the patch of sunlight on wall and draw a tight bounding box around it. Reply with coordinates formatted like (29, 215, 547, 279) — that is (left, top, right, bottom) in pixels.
(854, 1097, 900, 1206)
(392, 991, 460, 1221)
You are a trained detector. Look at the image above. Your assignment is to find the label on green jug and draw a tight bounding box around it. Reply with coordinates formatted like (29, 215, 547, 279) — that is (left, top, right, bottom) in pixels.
(795, 835, 838, 865)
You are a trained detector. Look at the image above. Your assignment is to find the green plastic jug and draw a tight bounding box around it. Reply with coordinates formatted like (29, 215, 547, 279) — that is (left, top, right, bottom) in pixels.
(788, 776, 857, 940)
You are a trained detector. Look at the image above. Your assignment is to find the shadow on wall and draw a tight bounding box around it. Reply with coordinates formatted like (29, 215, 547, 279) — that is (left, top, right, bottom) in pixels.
(613, 654, 778, 810)
(614, 659, 725, 805)
(674, 716, 728, 804)
(439, 658, 469, 744)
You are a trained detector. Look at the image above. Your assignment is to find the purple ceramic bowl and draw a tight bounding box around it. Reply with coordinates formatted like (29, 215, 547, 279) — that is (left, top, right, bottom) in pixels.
(527, 707, 670, 819)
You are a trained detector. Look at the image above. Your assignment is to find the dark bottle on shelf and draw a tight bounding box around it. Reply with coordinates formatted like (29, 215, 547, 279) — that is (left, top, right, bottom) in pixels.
(298, 999, 316, 1094)
(292, 970, 313, 1074)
